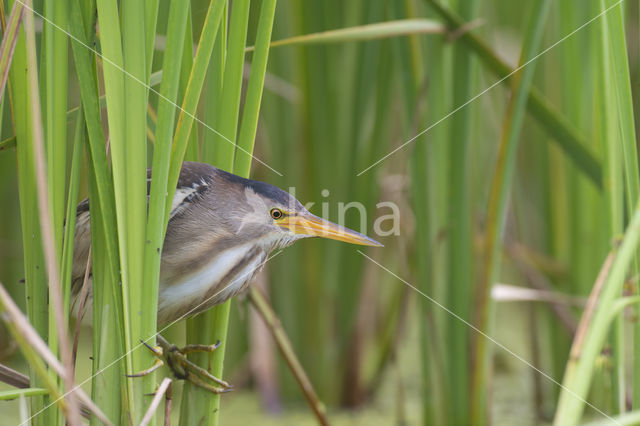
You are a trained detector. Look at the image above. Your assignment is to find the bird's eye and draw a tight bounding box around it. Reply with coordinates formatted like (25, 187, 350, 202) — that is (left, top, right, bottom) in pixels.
(270, 208, 283, 220)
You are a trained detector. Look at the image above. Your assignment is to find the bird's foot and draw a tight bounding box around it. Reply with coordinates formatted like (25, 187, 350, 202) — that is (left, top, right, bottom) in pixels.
(128, 335, 233, 394)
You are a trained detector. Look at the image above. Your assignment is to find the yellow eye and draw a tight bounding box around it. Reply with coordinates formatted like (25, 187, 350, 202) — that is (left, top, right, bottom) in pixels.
(270, 208, 283, 220)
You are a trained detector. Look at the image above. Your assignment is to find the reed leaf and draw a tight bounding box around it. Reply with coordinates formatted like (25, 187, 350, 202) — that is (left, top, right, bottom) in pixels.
(69, 0, 126, 420)
(0, 388, 48, 400)
(93, 5, 138, 417)
(120, 0, 154, 416)
(555, 201, 640, 425)
(166, 0, 226, 199)
(210, 0, 250, 171)
(245, 18, 444, 51)
(0, 136, 15, 150)
(235, 0, 277, 176)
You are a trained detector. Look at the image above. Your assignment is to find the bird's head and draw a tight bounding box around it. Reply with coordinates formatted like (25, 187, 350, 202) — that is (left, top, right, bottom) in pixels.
(214, 169, 382, 250)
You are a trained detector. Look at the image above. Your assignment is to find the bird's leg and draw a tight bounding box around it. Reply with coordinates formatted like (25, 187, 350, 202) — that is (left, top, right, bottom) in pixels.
(159, 335, 233, 392)
(130, 335, 233, 394)
(180, 341, 221, 355)
(127, 341, 165, 378)
(185, 373, 231, 394)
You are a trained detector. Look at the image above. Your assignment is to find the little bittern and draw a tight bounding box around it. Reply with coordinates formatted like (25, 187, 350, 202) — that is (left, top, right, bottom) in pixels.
(71, 161, 381, 391)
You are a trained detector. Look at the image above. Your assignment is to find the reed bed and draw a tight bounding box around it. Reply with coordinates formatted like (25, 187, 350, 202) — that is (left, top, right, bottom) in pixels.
(0, 0, 639, 425)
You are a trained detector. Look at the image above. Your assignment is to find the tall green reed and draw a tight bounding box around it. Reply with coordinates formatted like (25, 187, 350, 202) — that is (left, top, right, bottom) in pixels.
(446, 1, 477, 423)
(8, 0, 52, 422)
(411, 1, 451, 422)
(555, 0, 640, 423)
(471, 3, 551, 423)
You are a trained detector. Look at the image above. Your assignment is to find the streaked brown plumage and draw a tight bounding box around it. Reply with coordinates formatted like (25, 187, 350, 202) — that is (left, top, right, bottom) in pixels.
(71, 161, 381, 326)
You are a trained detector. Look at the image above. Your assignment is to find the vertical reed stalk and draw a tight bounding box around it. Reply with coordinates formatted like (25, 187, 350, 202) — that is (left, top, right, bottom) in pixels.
(414, 2, 452, 422)
(446, 0, 477, 423)
(7, 0, 50, 422)
(190, 0, 251, 421)
(471, 2, 551, 423)
(42, 7, 68, 389)
(69, 0, 126, 421)
(182, 1, 277, 424)
(601, 0, 640, 411)
(141, 3, 189, 424)
(121, 0, 154, 418)
(93, 3, 137, 418)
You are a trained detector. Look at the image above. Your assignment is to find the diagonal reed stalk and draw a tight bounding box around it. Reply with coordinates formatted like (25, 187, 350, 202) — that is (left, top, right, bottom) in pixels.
(425, 0, 602, 188)
(471, 2, 551, 423)
(554, 201, 640, 425)
(245, 18, 444, 51)
(0, 282, 110, 424)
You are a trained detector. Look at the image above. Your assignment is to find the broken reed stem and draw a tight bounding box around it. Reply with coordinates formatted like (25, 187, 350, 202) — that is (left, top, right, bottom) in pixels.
(567, 249, 616, 365)
(0, 282, 111, 424)
(164, 380, 173, 426)
(0, 363, 30, 388)
(140, 377, 172, 426)
(248, 287, 329, 426)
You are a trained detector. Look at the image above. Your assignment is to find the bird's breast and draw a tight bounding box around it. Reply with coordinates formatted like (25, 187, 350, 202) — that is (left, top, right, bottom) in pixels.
(157, 244, 265, 325)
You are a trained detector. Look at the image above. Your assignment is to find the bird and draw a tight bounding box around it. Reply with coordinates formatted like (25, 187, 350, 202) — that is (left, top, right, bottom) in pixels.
(70, 161, 382, 391)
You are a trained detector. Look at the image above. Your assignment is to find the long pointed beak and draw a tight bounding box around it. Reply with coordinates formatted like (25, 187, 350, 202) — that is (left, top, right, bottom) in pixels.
(278, 213, 383, 247)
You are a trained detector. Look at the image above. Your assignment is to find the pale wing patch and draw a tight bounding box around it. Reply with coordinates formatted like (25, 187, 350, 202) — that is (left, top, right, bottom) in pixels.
(169, 179, 210, 220)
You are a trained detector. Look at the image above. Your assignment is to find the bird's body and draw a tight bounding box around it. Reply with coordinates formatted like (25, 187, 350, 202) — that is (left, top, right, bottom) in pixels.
(71, 162, 380, 326)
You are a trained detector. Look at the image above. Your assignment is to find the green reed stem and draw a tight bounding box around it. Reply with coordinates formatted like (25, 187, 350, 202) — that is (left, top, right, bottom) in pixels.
(7, 0, 50, 421)
(601, 0, 640, 411)
(151, 1, 225, 424)
(425, 0, 602, 188)
(121, 0, 154, 418)
(446, 0, 477, 422)
(69, 0, 126, 421)
(141, 2, 188, 423)
(212, 0, 250, 172)
(555, 201, 640, 425)
(235, 0, 277, 176)
(94, 2, 137, 417)
(471, 2, 551, 424)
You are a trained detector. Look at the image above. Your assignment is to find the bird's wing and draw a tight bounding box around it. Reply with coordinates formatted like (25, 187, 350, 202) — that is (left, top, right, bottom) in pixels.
(169, 162, 216, 220)
(74, 162, 218, 235)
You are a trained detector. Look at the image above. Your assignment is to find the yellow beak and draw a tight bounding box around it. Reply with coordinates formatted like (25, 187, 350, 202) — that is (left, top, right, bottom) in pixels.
(278, 213, 383, 247)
